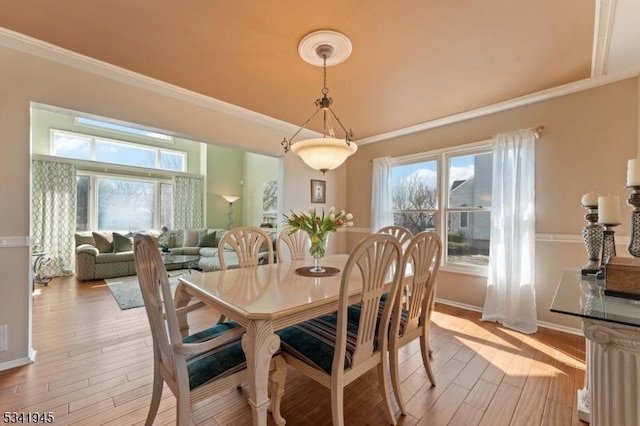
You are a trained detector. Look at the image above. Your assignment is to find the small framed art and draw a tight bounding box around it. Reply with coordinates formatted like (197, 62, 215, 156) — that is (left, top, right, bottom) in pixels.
(310, 179, 326, 203)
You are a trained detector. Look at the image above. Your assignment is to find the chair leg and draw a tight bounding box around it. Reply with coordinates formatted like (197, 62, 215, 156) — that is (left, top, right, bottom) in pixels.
(145, 364, 163, 426)
(330, 384, 345, 426)
(378, 359, 398, 425)
(389, 343, 406, 416)
(217, 314, 227, 324)
(420, 330, 436, 386)
(176, 391, 191, 426)
(268, 355, 288, 426)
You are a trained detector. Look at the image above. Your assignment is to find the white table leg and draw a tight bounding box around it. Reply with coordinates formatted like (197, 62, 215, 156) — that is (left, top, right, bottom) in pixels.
(242, 319, 281, 426)
(577, 332, 591, 423)
(583, 319, 640, 426)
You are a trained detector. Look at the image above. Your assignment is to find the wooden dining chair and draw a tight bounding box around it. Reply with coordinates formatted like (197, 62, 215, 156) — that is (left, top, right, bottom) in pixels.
(388, 231, 442, 415)
(377, 225, 413, 307)
(377, 225, 413, 250)
(217, 226, 274, 270)
(276, 226, 309, 262)
(133, 234, 287, 426)
(275, 233, 404, 426)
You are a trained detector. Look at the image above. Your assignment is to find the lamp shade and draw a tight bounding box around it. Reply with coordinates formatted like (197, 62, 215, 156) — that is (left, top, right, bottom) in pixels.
(222, 195, 240, 203)
(291, 137, 358, 173)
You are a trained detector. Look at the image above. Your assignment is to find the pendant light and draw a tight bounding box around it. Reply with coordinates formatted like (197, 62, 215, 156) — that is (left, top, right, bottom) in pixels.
(281, 30, 357, 174)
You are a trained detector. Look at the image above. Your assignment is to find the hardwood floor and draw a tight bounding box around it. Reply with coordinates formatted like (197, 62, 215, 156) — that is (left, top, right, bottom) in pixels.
(0, 275, 587, 425)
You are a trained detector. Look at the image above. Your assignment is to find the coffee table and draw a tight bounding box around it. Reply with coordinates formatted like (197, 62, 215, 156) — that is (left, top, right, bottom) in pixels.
(162, 254, 199, 273)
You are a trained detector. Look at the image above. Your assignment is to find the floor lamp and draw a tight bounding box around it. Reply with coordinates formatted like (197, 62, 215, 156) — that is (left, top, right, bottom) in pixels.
(222, 195, 240, 229)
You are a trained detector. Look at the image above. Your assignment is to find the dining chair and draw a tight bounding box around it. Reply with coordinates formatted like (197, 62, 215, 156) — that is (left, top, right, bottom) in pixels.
(217, 226, 274, 270)
(276, 226, 309, 262)
(133, 234, 287, 426)
(377, 225, 413, 251)
(377, 225, 413, 308)
(275, 233, 404, 426)
(216, 226, 274, 324)
(388, 231, 442, 415)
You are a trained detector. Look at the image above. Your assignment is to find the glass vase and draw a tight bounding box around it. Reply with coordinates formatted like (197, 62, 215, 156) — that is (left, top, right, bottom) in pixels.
(309, 232, 329, 273)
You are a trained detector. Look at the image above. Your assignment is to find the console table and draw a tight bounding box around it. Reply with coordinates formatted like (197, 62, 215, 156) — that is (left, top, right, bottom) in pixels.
(550, 269, 640, 425)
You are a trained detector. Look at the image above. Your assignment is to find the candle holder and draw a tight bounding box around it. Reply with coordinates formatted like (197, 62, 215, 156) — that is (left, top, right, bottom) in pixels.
(627, 185, 640, 257)
(581, 204, 604, 275)
(599, 222, 620, 269)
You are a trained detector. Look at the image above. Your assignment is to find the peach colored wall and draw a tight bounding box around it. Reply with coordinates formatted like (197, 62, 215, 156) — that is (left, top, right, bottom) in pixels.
(0, 39, 637, 368)
(0, 45, 344, 368)
(344, 77, 639, 330)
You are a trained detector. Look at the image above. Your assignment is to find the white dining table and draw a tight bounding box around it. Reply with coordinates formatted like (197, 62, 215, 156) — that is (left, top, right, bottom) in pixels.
(175, 254, 366, 426)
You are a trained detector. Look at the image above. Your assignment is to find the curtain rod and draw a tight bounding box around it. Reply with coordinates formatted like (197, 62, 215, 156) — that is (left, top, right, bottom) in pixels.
(369, 125, 545, 163)
(534, 125, 544, 139)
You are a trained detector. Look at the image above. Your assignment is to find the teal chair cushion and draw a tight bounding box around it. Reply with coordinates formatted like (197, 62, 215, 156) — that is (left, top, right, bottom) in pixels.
(346, 293, 409, 336)
(277, 314, 362, 374)
(183, 321, 246, 389)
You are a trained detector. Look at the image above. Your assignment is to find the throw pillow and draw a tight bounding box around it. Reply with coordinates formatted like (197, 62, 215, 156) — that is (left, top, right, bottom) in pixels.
(171, 229, 184, 248)
(157, 231, 172, 248)
(197, 230, 217, 248)
(92, 231, 114, 253)
(75, 232, 95, 247)
(113, 232, 133, 252)
(183, 228, 203, 247)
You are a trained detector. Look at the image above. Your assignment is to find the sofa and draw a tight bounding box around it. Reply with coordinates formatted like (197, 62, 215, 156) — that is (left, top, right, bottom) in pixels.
(75, 228, 275, 281)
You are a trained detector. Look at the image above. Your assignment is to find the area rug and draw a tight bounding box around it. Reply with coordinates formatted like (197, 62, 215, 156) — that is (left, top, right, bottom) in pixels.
(105, 270, 187, 310)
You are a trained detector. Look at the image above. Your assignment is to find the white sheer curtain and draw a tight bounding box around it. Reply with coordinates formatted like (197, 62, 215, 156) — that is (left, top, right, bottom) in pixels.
(371, 156, 393, 232)
(172, 175, 204, 230)
(482, 129, 537, 334)
(32, 159, 77, 277)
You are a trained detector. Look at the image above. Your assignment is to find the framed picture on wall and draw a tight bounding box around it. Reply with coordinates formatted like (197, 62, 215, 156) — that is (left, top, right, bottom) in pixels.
(310, 179, 326, 203)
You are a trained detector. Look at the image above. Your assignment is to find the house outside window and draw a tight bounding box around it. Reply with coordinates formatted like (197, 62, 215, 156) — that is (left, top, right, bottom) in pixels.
(391, 141, 492, 274)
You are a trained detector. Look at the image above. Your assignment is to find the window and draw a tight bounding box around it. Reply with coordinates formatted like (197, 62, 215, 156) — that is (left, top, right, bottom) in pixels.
(391, 142, 492, 273)
(76, 173, 172, 231)
(75, 117, 173, 141)
(391, 158, 438, 234)
(52, 129, 186, 172)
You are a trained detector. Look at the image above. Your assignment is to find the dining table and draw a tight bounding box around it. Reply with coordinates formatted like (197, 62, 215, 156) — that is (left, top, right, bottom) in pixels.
(175, 254, 368, 426)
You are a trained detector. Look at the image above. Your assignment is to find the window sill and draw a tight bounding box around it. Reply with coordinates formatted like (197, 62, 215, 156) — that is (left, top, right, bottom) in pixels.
(440, 263, 488, 278)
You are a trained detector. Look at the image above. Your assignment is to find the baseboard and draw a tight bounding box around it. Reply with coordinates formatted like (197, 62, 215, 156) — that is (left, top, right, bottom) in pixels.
(435, 297, 483, 313)
(536, 320, 583, 336)
(435, 298, 584, 336)
(0, 349, 36, 372)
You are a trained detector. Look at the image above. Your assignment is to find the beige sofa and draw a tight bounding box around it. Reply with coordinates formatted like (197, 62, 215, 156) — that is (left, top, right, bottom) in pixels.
(75, 228, 275, 281)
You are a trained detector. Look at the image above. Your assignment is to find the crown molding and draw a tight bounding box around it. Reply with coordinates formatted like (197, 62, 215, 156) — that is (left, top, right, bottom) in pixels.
(591, 0, 616, 76)
(1, 26, 638, 147)
(357, 67, 640, 145)
(0, 27, 320, 140)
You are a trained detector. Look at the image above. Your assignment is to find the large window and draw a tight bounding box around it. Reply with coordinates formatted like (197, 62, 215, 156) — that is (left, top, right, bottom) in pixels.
(76, 173, 172, 232)
(52, 129, 186, 172)
(391, 142, 493, 273)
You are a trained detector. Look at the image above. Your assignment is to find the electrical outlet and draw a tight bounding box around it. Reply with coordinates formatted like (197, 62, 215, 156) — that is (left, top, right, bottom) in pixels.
(0, 324, 7, 352)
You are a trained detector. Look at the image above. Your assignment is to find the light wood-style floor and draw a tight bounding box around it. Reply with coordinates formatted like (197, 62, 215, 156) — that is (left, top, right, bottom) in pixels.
(0, 275, 587, 425)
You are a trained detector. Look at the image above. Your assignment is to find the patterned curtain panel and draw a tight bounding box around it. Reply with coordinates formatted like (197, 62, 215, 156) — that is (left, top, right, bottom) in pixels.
(172, 175, 204, 230)
(32, 159, 77, 277)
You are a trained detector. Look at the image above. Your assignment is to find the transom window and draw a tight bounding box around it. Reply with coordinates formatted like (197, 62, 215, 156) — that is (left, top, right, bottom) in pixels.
(51, 129, 186, 172)
(391, 142, 493, 274)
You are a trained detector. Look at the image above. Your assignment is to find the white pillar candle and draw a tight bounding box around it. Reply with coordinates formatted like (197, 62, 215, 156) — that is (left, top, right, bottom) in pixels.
(581, 192, 599, 207)
(598, 195, 621, 224)
(627, 159, 640, 186)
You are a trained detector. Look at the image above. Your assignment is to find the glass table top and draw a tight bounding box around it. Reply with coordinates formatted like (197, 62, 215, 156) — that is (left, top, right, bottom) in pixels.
(550, 268, 640, 328)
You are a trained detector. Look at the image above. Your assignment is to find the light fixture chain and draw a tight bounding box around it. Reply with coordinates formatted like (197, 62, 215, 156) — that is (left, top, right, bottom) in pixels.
(322, 56, 329, 96)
